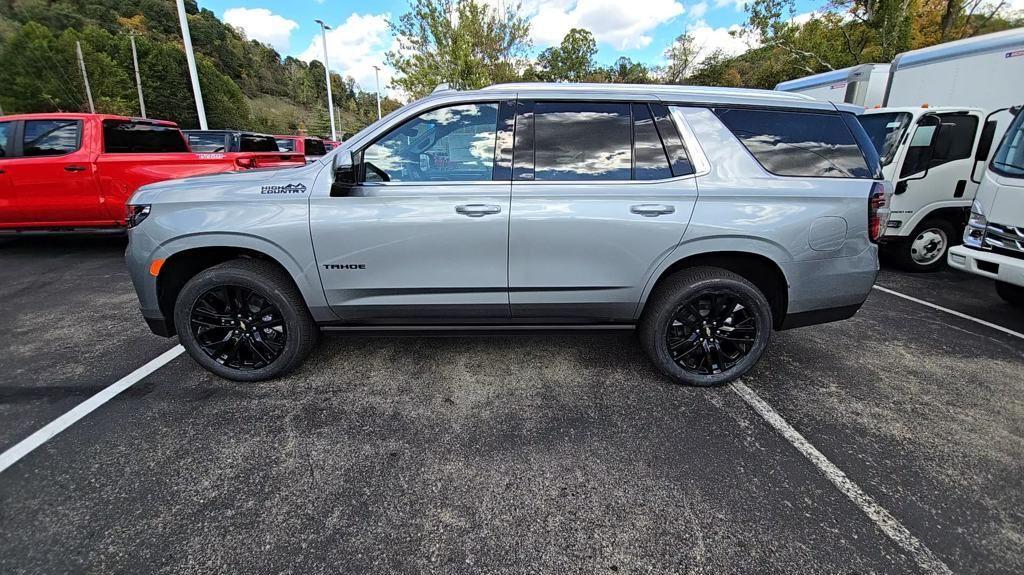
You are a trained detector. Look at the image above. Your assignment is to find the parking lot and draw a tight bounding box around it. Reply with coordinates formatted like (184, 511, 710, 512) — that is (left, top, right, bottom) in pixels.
(0, 235, 1021, 574)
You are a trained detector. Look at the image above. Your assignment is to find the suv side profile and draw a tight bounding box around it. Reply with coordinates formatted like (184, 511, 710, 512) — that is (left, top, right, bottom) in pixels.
(126, 83, 887, 386)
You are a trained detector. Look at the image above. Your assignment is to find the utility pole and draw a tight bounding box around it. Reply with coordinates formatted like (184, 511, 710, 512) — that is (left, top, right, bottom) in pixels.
(176, 0, 208, 129)
(129, 31, 146, 118)
(75, 41, 95, 114)
(373, 65, 382, 120)
(314, 19, 337, 141)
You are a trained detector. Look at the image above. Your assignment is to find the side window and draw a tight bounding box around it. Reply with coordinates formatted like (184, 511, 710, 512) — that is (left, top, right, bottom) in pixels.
(534, 101, 631, 181)
(304, 138, 326, 156)
(239, 134, 279, 152)
(650, 103, 694, 177)
(714, 108, 872, 178)
(632, 104, 673, 180)
(0, 121, 11, 157)
(23, 120, 80, 157)
(103, 121, 189, 154)
(362, 102, 499, 183)
(932, 114, 978, 164)
(188, 133, 227, 152)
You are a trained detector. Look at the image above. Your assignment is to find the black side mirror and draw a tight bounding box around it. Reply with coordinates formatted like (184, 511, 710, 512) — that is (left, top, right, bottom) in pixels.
(331, 151, 357, 197)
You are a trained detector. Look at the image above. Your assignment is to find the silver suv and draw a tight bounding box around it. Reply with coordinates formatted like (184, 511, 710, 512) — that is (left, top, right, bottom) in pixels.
(126, 83, 888, 386)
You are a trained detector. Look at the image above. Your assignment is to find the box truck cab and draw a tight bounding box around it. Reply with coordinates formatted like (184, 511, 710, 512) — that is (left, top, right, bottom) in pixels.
(948, 106, 1024, 306)
(859, 106, 994, 271)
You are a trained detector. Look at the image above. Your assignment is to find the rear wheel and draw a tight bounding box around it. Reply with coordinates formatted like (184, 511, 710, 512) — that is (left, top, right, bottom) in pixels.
(640, 267, 772, 386)
(890, 218, 957, 273)
(995, 281, 1024, 308)
(174, 258, 318, 381)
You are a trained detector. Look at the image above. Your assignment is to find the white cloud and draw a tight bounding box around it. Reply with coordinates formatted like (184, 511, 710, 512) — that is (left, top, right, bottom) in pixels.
(297, 13, 395, 98)
(528, 0, 686, 50)
(689, 1, 709, 19)
(223, 7, 299, 52)
(713, 0, 746, 11)
(684, 19, 757, 66)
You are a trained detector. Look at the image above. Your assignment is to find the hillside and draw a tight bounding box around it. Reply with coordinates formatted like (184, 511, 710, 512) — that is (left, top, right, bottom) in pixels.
(0, 0, 397, 136)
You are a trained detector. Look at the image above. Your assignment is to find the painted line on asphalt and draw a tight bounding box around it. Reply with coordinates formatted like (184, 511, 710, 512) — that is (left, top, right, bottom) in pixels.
(0, 345, 185, 475)
(873, 285, 1024, 340)
(730, 380, 954, 575)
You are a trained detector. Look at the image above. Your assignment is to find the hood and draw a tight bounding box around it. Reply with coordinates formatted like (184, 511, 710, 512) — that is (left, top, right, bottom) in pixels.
(982, 170, 1024, 226)
(129, 163, 315, 205)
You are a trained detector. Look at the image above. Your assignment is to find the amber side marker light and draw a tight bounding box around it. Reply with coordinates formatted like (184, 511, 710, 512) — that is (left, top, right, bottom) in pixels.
(149, 259, 166, 277)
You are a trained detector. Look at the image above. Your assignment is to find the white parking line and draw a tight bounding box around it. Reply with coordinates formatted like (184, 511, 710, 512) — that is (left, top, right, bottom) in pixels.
(730, 381, 953, 575)
(0, 345, 184, 475)
(873, 285, 1024, 340)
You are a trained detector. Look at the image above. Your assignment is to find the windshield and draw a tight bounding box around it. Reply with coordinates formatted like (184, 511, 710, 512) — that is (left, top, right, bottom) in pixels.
(857, 112, 911, 166)
(991, 110, 1024, 178)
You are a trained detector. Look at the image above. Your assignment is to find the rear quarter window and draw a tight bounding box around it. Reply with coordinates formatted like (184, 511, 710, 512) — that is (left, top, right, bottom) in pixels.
(714, 108, 874, 179)
(304, 138, 327, 156)
(103, 121, 189, 154)
(239, 135, 280, 152)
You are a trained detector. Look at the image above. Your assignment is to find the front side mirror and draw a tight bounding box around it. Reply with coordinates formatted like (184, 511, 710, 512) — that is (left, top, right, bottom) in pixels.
(331, 150, 357, 197)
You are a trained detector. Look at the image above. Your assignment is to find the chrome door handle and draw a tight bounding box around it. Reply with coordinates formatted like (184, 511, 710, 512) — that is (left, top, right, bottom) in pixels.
(455, 204, 501, 217)
(630, 204, 675, 217)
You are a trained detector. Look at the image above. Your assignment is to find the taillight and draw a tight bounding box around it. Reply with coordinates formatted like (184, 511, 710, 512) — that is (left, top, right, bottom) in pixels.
(868, 182, 888, 243)
(235, 157, 256, 169)
(126, 204, 151, 228)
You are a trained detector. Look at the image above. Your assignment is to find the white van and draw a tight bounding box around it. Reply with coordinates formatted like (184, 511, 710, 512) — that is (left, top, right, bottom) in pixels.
(948, 106, 1024, 306)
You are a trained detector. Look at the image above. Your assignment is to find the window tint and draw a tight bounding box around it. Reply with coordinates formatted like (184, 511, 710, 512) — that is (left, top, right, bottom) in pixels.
(304, 138, 326, 156)
(534, 102, 631, 181)
(275, 138, 296, 152)
(188, 133, 227, 152)
(0, 122, 11, 157)
(632, 104, 673, 180)
(239, 134, 280, 152)
(363, 103, 498, 183)
(651, 103, 694, 177)
(714, 108, 872, 178)
(103, 121, 188, 154)
(23, 120, 80, 157)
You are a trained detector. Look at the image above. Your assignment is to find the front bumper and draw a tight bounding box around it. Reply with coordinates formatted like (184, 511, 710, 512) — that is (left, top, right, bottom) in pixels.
(948, 245, 1024, 288)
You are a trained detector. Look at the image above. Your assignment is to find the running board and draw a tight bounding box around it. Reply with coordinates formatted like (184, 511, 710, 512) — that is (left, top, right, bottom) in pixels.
(320, 324, 635, 336)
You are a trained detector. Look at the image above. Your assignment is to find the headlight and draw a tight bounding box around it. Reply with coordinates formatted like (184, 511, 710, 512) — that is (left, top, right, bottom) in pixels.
(126, 204, 151, 229)
(963, 200, 987, 248)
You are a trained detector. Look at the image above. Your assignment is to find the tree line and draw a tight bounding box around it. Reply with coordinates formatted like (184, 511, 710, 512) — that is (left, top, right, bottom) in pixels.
(1, 0, 1021, 136)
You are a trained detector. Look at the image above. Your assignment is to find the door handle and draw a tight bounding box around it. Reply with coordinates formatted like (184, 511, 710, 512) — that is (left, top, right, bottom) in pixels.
(630, 204, 675, 217)
(455, 204, 501, 217)
(64, 166, 86, 172)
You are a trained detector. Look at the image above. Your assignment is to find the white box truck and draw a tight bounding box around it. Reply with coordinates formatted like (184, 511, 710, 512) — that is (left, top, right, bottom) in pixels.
(778, 28, 1024, 271)
(948, 105, 1024, 306)
(774, 63, 891, 108)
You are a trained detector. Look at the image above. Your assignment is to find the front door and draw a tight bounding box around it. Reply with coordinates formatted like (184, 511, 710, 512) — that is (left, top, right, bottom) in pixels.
(310, 100, 513, 322)
(508, 101, 699, 321)
(0, 120, 16, 224)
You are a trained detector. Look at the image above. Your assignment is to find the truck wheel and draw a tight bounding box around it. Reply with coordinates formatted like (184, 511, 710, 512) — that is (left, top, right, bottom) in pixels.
(995, 281, 1024, 308)
(174, 258, 318, 382)
(639, 267, 772, 387)
(891, 219, 956, 273)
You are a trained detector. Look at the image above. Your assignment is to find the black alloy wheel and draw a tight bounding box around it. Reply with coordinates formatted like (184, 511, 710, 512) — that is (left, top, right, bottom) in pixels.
(666, 291, 758, 375)
(190, 285, 287, 370)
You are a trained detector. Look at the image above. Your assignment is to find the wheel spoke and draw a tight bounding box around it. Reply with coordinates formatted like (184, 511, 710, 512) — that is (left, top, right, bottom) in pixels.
(191, 285, 287, 371)
(666, 289, 759, 377)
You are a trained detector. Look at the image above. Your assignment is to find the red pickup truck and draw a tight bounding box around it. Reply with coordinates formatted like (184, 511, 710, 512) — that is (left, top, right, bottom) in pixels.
(0, 113, 303, 231)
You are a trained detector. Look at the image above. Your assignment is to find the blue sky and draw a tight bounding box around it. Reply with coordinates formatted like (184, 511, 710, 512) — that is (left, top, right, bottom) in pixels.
(198, 0, 823, 97)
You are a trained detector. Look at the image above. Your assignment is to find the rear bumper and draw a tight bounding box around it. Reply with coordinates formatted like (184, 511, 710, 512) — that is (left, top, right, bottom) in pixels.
(780, 303, 862, 330)
(948, 245, 1024, 288)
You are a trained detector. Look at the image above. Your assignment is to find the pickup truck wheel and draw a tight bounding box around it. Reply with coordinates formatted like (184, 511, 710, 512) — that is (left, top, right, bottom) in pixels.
(174, 259, 318, 382)
(995, 281, 1024, 308)
(890, 219, 956, 273)
(640, 267, 772, 387)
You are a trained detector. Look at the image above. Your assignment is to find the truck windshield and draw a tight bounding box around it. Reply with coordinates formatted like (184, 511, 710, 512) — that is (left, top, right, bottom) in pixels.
(857, 112, 911, 166)
(991, 110, 1024, 178)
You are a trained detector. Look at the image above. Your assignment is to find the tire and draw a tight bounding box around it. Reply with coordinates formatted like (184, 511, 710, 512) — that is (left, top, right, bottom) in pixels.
(889, 219, 957, 273)
(639, 267, 773, 387)
(995, 281, 1024, 308)
(174, 258, 318, 382)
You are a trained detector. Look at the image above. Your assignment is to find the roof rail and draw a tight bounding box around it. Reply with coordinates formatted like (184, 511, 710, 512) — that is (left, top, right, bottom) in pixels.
(432, 83, 453, 93)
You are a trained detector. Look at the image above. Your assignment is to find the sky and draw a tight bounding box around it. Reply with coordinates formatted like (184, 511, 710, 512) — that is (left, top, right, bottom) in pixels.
(199, 0, 826, 98)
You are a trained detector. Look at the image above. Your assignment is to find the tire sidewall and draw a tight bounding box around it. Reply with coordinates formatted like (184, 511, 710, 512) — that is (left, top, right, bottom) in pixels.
(174, 267, 306, 382)
(902, 220, 956, 272)
(648, 277, 772, 386)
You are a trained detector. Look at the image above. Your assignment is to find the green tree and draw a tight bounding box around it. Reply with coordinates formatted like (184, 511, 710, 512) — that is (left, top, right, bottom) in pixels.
(536, 28, 598, 82)
(387, 0, 531, 98)
(662, 30, 704, 84)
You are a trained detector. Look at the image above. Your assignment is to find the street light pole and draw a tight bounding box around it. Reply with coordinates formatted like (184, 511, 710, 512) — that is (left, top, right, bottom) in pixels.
(129, 31, 146, 118)
(75, 41, 95, 114)
(314, 19, 337, 141)
(373, 65, 382, 120)
(176, 0, 208, 129)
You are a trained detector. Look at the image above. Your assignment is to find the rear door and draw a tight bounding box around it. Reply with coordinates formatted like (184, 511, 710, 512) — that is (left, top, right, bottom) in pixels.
(310, 99, 514, 322)
(508, 100, 699, 320)
(8, 118, 106, 225)
(0, 120, 16, 224)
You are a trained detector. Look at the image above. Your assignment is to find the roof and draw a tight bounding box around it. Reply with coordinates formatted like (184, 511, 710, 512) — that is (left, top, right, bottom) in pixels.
(894, 27, 1024, 70)
(774, 63, 889, 92)
(0, 112, 177, 126)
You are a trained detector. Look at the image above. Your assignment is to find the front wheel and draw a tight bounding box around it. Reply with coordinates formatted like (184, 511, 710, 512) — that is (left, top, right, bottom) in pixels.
(639, 267, 773, 386)
(174, 258, 318, 381)
(995, 281, 1024, 308)
(889, 219, 957, 272)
